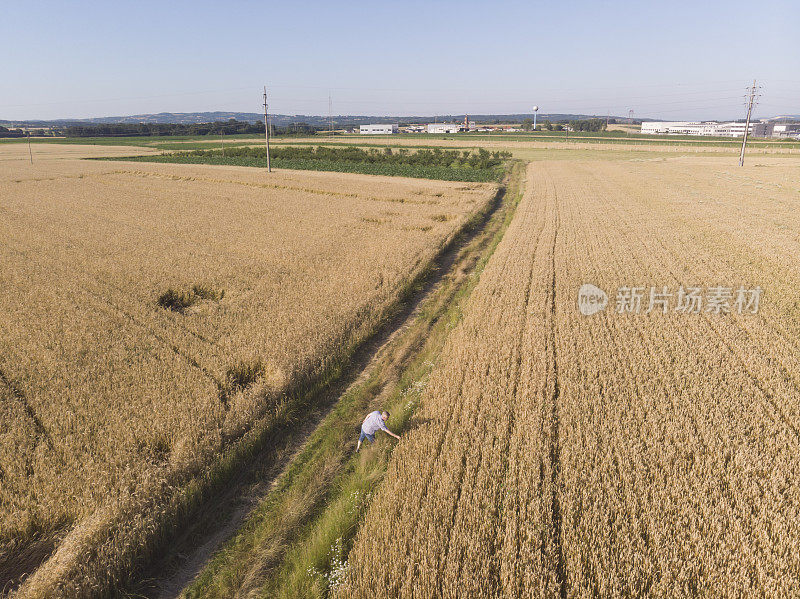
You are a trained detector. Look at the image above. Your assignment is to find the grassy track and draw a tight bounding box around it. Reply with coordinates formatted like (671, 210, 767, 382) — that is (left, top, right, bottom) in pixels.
(171, 162, 525, 599)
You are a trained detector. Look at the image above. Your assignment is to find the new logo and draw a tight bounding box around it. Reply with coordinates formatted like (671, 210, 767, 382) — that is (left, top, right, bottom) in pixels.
(577, 284, 608, 316)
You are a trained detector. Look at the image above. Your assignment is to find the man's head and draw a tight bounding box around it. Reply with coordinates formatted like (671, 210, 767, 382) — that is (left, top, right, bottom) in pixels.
(381, 411, 390, 421)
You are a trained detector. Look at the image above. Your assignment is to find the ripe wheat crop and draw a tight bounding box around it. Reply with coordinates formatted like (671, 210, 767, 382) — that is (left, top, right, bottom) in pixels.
(0, 149, 496, 596)
(340, 156, 800, 598)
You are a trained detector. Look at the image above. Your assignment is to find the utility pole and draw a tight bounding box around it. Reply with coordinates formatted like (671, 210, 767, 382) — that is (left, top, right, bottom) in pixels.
(739, 79, 760, 167)
(221, 129, 225, 158)
(27, 131, 33, 164)
(263, 86, 271, 172)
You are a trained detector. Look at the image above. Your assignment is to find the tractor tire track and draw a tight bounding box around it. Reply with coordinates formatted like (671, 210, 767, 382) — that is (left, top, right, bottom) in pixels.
(545, 176, 566, 599)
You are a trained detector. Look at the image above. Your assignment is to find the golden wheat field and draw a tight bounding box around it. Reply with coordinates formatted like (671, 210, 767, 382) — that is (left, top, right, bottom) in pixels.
(0, 142, 161, 162)
(0, 145, 496, 595)
(340, 156, 800, 598)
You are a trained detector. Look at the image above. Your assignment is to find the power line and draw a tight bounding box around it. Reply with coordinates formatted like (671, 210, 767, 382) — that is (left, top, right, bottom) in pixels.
(268, 92, 745, 108)
(0, 81, 751, 111)
(260, 78, 750, 95)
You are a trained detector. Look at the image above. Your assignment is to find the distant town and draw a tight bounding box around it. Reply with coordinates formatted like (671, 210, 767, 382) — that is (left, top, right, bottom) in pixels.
(641, 120, 800, 138)
(360, 116, 799, 138)
(2, 113, 798, 139)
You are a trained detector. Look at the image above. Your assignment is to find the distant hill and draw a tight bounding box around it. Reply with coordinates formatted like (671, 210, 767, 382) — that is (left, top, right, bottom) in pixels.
(6, 111, 795, 129)
(0, 112, 648, 128)
(0, 112, 266, 127)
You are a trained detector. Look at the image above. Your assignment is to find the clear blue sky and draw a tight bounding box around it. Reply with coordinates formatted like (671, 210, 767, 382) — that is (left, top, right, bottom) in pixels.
(2, 0, 797, 121)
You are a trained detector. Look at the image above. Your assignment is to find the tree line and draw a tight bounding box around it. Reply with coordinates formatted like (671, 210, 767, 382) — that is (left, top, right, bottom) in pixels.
(62, 119, 320, 137)
(522, 118, 607, 132)
(0, 126, 25, 138)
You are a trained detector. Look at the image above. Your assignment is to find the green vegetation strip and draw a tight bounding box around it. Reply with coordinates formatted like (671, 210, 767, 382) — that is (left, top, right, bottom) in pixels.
(107, 155, 500, 182)
(99, 145, 510, 182)
(181, 162, 525, 599)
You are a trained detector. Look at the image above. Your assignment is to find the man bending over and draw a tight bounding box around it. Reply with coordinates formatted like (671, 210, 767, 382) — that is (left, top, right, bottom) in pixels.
(356, 410, 400, 452)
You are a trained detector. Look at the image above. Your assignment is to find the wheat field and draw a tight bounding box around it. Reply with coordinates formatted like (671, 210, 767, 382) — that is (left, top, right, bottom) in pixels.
(0, 147, 496, 595)
(340, 156, 800, 598)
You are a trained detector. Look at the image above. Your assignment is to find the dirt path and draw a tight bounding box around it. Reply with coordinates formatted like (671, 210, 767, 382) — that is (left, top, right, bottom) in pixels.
(121, 173, 512, 599)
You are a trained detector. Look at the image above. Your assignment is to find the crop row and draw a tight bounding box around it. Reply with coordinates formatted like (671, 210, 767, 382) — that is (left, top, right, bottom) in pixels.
(340, 157, 800, 597)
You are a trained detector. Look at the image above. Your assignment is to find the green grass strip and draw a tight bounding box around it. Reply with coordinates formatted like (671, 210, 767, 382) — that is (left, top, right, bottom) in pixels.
(98, 154, 503, 182)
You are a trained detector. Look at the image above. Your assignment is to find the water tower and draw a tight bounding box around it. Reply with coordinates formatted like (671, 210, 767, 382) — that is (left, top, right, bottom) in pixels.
(532, 106, 539, 131)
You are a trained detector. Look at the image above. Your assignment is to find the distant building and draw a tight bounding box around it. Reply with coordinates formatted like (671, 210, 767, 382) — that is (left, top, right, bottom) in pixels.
(772, 123, 800, 138)
(752, 122, 800, 138)
(640, 121, 753, 137)
(427, 123, 461, 134)
(360, 124, 398, 135)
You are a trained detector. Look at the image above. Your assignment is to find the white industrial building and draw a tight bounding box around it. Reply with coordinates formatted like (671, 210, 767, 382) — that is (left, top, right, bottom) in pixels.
(360, 124, 398, 135)
(640, 121, 753, 137)
(427, 123, 461, 134)
(772, 123, 800, 137)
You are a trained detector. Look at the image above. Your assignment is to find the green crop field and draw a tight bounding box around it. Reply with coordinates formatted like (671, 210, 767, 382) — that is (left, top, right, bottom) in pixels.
(99, 145, 511, 182)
